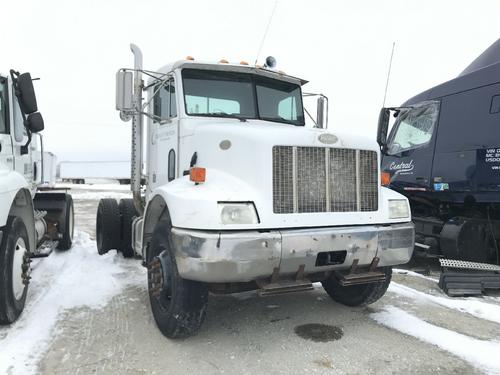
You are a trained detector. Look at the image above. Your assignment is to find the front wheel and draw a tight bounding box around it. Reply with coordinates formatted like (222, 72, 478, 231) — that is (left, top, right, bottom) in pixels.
(147, 220, 208, 339)
(321, 267, 392, 307)
(0, 217, 31, 324)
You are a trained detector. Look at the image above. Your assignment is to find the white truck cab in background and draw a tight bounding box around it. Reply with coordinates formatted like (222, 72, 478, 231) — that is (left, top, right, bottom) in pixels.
(96, 44, 414, 339)
(0, 70, 74, 324)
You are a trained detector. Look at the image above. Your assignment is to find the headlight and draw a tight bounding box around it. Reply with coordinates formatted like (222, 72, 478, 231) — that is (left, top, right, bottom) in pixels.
(388, 199, 410, 219)
(219, 203, 259, 224)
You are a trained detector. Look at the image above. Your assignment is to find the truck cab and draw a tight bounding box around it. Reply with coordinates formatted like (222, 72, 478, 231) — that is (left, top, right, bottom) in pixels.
(0, 71, 74, 324)
(97, 45, 415, 338)
(379, 39, 500, 264)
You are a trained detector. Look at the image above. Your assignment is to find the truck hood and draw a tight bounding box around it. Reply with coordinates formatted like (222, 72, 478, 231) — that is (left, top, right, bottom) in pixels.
(155, 118, 406, 230)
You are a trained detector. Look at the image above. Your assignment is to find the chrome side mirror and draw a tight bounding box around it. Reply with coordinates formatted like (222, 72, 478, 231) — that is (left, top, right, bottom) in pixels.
(116, 70, 134, 121)
(316, 96, 328, 129)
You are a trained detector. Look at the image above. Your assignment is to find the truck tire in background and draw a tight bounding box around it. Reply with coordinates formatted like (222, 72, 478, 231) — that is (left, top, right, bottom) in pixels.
(0, 216, 30, 324)
(321, 267, 392, 307)
(57, 194, 74, 251)
(118, 199, 138, 258)
(147, 220, 208, 338)
(96, 199, 121, 255)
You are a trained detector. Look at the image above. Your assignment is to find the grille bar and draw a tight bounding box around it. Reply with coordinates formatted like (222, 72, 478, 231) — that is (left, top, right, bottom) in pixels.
(273, 146, 378, 214)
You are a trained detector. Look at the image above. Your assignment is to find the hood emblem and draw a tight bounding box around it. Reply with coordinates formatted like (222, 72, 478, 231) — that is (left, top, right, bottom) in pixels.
(318, 133, 338, 144)
(219, 139, 232, 150)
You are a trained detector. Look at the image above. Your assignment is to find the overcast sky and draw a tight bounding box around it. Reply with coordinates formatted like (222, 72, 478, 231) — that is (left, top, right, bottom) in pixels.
(3, 0, 500, 162)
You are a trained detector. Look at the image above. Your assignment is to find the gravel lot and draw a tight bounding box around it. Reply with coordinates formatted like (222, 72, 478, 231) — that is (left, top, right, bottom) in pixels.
(2, 185, 500, 375)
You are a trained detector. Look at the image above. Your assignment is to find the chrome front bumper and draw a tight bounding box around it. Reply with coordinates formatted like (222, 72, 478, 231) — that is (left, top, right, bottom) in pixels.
(171, 223, 414, 283)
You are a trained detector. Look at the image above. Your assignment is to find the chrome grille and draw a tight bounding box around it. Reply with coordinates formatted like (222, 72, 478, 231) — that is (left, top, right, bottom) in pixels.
(273, 146, 378, 214)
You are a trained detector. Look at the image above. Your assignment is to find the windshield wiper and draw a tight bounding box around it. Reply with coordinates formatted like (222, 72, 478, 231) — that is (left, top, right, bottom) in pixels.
(196, 112, 249, 121)
(260, 116, 302, 126)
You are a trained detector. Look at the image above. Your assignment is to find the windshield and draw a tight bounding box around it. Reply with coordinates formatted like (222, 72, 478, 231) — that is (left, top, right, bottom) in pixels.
(387, 101, 440, 155)
(182, 69, 305, 126)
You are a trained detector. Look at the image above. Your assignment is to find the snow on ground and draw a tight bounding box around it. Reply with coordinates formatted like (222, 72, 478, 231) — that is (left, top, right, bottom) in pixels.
(389, 282, 500, 325)
(393, 268, 440, 282)
(0, 231, 145, 375)
(56, 182, 131, 191)
(55, 183, 132, 200)
(69, 191, 132, 200)
(371, 306, 500, 374)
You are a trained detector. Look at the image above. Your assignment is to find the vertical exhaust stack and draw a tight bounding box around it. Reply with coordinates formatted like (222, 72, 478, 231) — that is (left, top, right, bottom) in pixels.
(130, 43, 144, 215)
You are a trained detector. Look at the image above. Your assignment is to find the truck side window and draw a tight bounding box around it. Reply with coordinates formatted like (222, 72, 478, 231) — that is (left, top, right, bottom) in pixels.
(0, 78, 8, 134)
(153, 78, 177, 122)
(387, 101, 440, 155)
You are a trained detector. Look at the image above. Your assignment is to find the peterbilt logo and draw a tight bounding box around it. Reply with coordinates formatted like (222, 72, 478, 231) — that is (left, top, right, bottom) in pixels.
(318, 133, 338, 144)
(389, 160, 415, 175)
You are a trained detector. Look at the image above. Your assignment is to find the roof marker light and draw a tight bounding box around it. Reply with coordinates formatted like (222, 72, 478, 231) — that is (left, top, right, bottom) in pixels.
(240, 61, 249, 65)
(219, 59, 229, 64)
(186, 56, 195, 60)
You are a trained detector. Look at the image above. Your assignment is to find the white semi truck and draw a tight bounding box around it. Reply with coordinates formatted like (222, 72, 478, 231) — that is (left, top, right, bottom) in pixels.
(0, 70, 74, 324)
(96, 45, 415, 338)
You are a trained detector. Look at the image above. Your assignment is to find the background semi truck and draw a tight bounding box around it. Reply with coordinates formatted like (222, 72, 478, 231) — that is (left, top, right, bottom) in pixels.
(96, 44, 415, 338)
(378, 39, 500, 265)
(0, 70, 74, 324)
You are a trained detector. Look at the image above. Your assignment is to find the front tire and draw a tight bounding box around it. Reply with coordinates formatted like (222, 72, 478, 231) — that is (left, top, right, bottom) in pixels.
(321, 267, 392, 307)
(0, 217, 30, 324)
(147, 220, 208, 339)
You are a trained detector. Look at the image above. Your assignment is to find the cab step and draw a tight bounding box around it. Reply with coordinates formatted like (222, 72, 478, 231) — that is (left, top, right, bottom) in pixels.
(30, 240, 57, 258)
(438, 258, 500, 296)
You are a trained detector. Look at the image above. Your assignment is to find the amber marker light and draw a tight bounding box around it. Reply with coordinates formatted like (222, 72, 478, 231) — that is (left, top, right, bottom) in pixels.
(381, 171, 391, 186)
(240, 61, 249, 65)
(190, 167, 206, 183)
(185, 56, 195, 60)
(219, 59, 229, 63)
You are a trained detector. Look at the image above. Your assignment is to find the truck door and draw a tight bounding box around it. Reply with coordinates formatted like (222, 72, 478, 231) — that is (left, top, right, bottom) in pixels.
(0, 76, 14, 171)
(381, 101, 440, 191)
(148, 76, 178, 192)
(10, 92, 33, 189)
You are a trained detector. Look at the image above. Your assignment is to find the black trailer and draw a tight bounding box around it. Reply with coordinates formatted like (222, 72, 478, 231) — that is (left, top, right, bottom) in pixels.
(377, 39, 500, 266)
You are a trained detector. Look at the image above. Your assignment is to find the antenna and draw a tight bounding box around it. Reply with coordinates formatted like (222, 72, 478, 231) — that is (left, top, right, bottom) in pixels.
(382, 42, 396, 107)
(254, 1, 278, 65)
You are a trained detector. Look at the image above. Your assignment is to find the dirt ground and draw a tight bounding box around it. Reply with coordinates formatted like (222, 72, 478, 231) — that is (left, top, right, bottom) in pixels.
(26, 187, 500, 374)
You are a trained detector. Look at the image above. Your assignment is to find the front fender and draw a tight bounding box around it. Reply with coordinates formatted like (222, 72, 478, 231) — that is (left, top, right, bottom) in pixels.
(149, 169, 259, 230)
(0, 170, 31, 227)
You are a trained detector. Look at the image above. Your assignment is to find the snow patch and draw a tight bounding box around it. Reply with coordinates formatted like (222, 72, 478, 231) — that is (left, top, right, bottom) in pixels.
(69, 191, 132, 200)
(371, 306, 500, 374)
(0, 231, 145, 375)
(393, 268, 439, 282)
(389, 282, 500, 325)
(56, 183, 131, 191)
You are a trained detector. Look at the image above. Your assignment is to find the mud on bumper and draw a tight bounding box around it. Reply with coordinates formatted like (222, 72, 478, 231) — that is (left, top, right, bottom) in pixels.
(170, 223, 415, 283)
